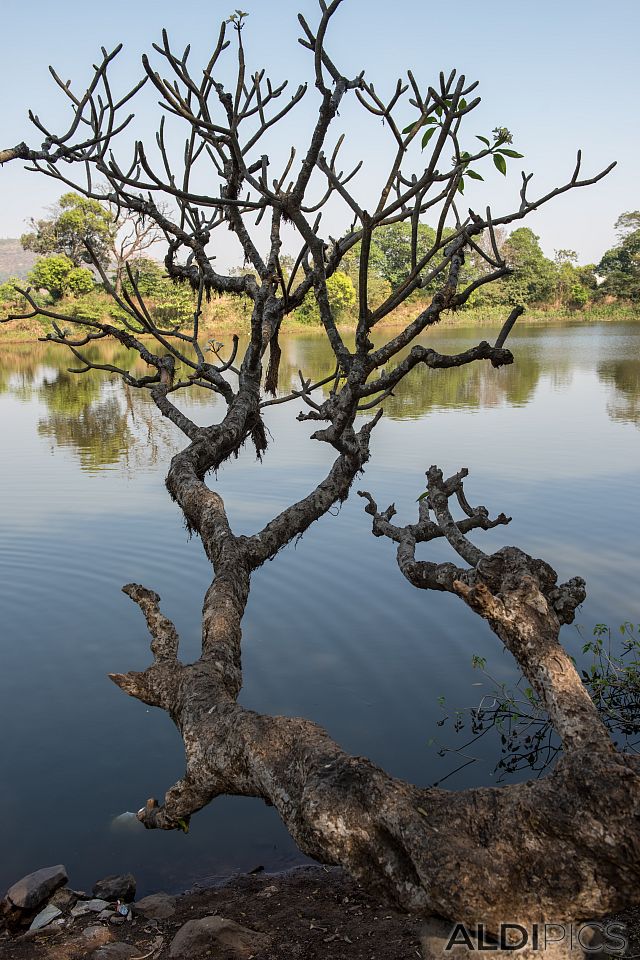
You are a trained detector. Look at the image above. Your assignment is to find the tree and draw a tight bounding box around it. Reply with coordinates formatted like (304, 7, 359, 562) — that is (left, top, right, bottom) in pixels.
(500, 228, 557, 304)
(27, 254, 95, 301)
(554, 250, 596, 309)
(21, 191, 115, 269)
(122, 257, 196, 316)
(2, 3, 636, 941)
(21, 190, 164, 293)
(295, 269, 356, 324)
(598, 211, 640, 301)
(0, 276, 27, 309)
(105, 203, 164, 294)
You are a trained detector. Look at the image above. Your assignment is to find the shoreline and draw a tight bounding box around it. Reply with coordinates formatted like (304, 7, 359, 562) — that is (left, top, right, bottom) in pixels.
(1, 306, 638, 346)
(2, 862, 639, 959)
(0, 863, 425, 960)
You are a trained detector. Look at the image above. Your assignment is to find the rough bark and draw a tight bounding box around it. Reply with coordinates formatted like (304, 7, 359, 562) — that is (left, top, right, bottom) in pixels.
(109, 457, 639, 932)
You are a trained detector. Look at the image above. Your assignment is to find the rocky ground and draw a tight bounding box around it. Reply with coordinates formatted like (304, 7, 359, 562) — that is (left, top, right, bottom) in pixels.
(0, 864, 425, 960)
(1, 863, 638, 960)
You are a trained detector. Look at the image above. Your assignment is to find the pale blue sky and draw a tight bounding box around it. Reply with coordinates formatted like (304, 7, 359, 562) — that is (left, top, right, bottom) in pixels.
(1, 0, 638, 266)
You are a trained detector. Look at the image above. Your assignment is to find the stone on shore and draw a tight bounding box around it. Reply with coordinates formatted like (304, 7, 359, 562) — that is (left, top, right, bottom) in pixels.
(92, 874, 136, 902)
(134, 892, 176, 920)
(49, 887, 81, 910)
(82, 924, 113, 946)
(4, 864, 68, 910)
(70, 898, 110, 917)
(169, 916, 269, 959)
(28, 903, 63, 931)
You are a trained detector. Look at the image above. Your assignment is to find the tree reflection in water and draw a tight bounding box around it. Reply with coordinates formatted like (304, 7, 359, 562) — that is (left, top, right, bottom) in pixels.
(9, 330, 640, 472)
(598, 358, 640, 428)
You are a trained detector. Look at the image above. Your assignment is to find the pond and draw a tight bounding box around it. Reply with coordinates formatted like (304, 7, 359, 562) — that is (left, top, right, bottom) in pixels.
(1, 319, 639, 896)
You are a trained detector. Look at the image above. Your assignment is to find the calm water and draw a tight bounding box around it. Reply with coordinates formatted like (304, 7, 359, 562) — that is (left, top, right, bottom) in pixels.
(1, 320, 639, 896)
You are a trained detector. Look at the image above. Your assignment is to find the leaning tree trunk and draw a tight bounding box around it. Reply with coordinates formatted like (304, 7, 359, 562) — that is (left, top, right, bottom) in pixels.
(111, 389, 640, 933)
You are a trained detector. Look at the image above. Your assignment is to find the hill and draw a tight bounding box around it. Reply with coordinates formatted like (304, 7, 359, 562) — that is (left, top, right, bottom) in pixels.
(0, 238, 37, 282)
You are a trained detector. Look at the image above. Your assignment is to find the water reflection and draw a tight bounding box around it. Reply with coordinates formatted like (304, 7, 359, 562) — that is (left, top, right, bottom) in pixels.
(598, 358, 640, 427)
(2, 325, 639, 470)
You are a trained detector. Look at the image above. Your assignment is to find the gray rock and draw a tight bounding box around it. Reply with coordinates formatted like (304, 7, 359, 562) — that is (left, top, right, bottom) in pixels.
(92, 874, 136, 902)
(169, 916, 269, 959)
(28, 904, 63, 931)
(93, 946, 139, 960)
(5, 864, 68, 910)
(109, 914, 126, 926)
(98, 910, 116, 921)
(70, 898, 110, 917)
(134, 892, 176, 920)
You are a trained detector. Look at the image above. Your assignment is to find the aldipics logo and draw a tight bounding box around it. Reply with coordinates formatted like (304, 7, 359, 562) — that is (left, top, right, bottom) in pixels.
(444, 922, 628, 954)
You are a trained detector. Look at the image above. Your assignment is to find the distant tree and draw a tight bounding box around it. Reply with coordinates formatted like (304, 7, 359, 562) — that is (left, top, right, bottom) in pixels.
(294, 269, 356, 324)
(21, 192, 115, 269)
(553, 250, 595, 309)
(0, 276, 24, 305)
(598, 211, 640, 301)
(122, 257, 196, 319)
(28, 254, 94, 301)
(105, 202, 164, 295)
(614, 210, 640, 238)
(501, 228, 557, 304)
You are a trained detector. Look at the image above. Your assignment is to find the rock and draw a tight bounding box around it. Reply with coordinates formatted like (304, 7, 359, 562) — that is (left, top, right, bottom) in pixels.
(256, 885, 279, 899)
(92, 874, 136, 902)
(28, 904, 62, 931)
(169, 916, 269, 959)
(93, 946, 139, 960)
(98, 910, 116, 921)
(49, 887, 80, 911)
(5, 864, 68, 910)
(134, 892, 176, 920)
(70, 898, 110, 917)
(82, 924, 113, 946)
(109, 914, 126, 926)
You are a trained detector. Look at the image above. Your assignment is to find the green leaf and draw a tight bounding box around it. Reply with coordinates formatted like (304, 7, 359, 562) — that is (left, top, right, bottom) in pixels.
(476, 135, 490, 147)
(493, 153, 507, 176)
(496, 148, 524, 158)
(435, 105, 443, 118)
(421, 127, 436, 149)
(176, 817, 189, 834)
(402, 121, 421, 134)
(466, 169, 484, 181)
(459, 98, 467, 110)
(416, 490, 430, 502)
(457, 178, 465, 193)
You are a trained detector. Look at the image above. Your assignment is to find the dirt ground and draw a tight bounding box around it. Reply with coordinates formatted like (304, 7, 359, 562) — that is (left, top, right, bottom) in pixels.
(0, 866, 424, 960)
(1, 866, 638, 960)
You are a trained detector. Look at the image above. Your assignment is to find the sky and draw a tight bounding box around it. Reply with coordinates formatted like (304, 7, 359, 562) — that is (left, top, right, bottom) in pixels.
(1, 0, 639, 268)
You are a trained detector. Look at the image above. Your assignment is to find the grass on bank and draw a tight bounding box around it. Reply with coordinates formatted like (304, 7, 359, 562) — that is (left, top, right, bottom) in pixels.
(0, 289, 638, 344)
